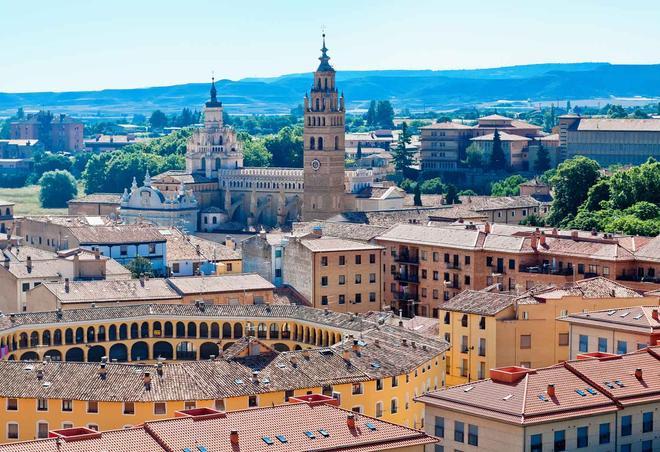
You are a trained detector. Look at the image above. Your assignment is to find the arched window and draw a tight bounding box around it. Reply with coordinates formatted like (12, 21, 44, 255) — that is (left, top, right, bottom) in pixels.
(318, 137, 324, 150)
(75, 327, 84, 343)
(119, 324, 128, 340)
(187, 322, 197, 338)
(108, 325, 117, 341)
(315, 98, 320, 111)
(130, 323, 139, 339)
(176, 322, 186, 338)
(98, 326, 106, 342)
(164, 322, 173, 338)
(141, 322, 149, 338)
(322, 117, 325, 126)
(200, 323, 209, 338)
(310, 137, 315, 150)
(54, 330, 62, 346)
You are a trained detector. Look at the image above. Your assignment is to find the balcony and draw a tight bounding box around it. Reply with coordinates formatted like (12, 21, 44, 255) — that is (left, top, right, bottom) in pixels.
(445, 262, 461, 270)
(392, 291, 419, 302)
(394, 273, 420, 284)
(616, 274, 660, 284)
(444, 280, 460, 290)
(395, 254, 419, 265)
(519, 264, 574, 276)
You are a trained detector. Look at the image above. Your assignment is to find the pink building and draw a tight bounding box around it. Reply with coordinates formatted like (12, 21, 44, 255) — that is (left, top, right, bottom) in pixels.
(10, 112, 83, 152)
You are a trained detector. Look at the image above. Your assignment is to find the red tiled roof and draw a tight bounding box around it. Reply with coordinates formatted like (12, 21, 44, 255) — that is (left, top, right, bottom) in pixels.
(418, 346, 660, 425)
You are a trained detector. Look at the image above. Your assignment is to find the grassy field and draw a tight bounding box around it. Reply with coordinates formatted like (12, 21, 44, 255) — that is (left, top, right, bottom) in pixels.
(0, 185, 68, 216)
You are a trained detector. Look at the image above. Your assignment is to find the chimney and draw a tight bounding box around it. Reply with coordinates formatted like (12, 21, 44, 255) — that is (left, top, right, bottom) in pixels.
(64, 278, 70, 293)
(26, 255, 32, 272)
(156, 362, 164, 377)
(56, 308, 63, 320)
(547, 383, 555, 398)
(401, 338, 408, 347)
(652, 309, 659, 322)
(551, 227, 558, 235)
(530, 234, 538, 250)
(251, 371, 259, 383)
(143, 371, 152, 390)
(352, 339, 361, 355)
(98, 363, 107, 380)
(290, 355, 299, 367)
(571, 230, 579, 240)
(346, 413, 356, 429)
(302, 349, 311, 360)
(539, 232, 546, 246)
(225, 236, 235, 250)
(230, 430, 239, 445)
(140, 274, 145, 287)
(342, 349, 351, 361)
(259, 229, 267, 240)
(311, 226, 322, 237)
(374, 339, 380, 347)
(94, 248, 100, 259)
(411, 341, 416, 349)
(591, 228, 597, 236)
(635, 368, 643, 380)
(36, 369, 44, 380)
(484, 222, 491, 234)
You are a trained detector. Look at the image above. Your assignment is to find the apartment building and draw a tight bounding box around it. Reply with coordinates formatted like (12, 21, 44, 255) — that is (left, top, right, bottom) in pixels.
(16, 217, 168, 275)
(0, 396, 438, 451)
(376, 223, 660, 317)
(0, 304, 448, 438)
(419, 114, 543, 172)
(0, 200, 14, 234)
(10, 112, 83, 153)
(438, 277, 659, 385)
(560, 305, 660, 359)
(0, 246, 130, 313)
(419, 346, 659, 452)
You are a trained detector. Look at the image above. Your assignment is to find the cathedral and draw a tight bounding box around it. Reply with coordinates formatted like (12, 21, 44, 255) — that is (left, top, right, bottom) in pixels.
(121, 35, 372, 232)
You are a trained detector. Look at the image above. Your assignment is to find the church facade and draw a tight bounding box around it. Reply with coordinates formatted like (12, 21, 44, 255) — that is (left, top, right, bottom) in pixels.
(139, 36, 371, 231)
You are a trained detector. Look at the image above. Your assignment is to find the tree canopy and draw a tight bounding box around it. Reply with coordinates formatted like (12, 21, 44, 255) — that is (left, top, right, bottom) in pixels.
(489, 129, 506, 170)
(38, 170, 78, 208)
(391, 122, 413, 173)
(546, 156, 601, 227)
(490, 175, 526, 197)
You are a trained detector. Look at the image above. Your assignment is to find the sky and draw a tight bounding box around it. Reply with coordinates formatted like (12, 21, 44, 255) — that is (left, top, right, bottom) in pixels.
(1, 0, 659, 93)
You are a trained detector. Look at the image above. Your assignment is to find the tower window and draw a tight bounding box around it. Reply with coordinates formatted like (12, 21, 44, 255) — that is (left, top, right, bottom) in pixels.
(310, 137, 315, 150)
(318, 137, 324, 150)
(335, 136, 339, 150)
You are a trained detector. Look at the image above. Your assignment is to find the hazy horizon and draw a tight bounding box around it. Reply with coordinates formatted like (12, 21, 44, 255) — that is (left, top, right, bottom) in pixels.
(2, 0, 659, 93)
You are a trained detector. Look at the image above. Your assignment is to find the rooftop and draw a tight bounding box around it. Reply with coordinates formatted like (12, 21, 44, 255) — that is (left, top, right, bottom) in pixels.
(0, 400, 437, 452)
(441, 290, 516, 316)
(38, 278, 180, 304)
(291, 221, 388, 243)
(69, 224, 167, 245)
(67, 193, 122, 205)
(560, 305, 660, 333)
(167, 274, 274, 294)
(418, 346, 660, 425)
(575, 117, 660, 132)
(300, 237, 383, 253)
(152, 170, 216, 184)
(470, 131, 531, 142)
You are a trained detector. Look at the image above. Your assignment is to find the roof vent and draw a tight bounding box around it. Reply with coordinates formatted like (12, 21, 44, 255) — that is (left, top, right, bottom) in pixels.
(635, 368, 643, 380)
(156, 361, 164, 377)
(143, 371, 152, 391)
(36, 369, 44, 380)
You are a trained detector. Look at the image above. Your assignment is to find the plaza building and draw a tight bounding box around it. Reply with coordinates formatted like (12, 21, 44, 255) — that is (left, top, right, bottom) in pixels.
(0, 303, 448, 440)
(146, 35, 371, 232)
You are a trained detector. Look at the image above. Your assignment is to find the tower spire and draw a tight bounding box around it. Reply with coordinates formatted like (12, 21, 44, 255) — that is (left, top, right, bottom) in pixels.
(317, 32, 334, 72)
(206, 74, 222, 107)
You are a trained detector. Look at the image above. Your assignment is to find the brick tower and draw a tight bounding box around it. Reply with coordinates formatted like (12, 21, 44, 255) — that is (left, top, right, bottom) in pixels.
(302, 34, 346, 221)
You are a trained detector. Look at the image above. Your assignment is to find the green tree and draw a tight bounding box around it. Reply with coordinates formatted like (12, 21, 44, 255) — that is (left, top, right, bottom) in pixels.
(365, 100, 377, 127)
(31, 152, 73, 181)
(132, 113, 147, 125)
(38, 170, 78, 208)
(490, 175, 526, 197)
(519, 214, 546, 227)
(566, 100, 571, 112)
(356, 142, 363, 161)
(126, 256, 153, 278)
(149, 110, 168, 130)
(420, 177, 445, 194)
(608, 158, 660, 210)
(240, 133, 272, 167)
(264, 126, 304, 168)
(399, 178, 416, 193)
(606, 105, 627, 118)
(489, 129, 506, 170)
(630, 109, 649, 119)
(581, 179, 611, 212)
(463, 143, 483, 168)
(547, 156, 601, 226)
(445, 184, 459, 205)
(533, 141, 551, 173)
(391, 122, 413, 172)
(376, 100, 395, 129)
(413, 182, 422, 206)
(458, 189, 478, 196)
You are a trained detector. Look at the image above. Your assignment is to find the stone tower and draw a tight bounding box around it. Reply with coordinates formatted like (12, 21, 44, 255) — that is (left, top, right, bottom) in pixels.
(302, 34, 346, 221)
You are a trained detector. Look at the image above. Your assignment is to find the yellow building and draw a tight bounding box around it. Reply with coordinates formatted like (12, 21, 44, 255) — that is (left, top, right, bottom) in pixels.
(560, 305, 660, 359)
(419, 347, 660, 452)
(0, 303, 448, 441)
(0, 396, 438, 451)
(439, 277, 660, 385)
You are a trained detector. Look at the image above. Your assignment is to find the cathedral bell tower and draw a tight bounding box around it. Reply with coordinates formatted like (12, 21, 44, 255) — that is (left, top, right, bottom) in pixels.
(302, 34, 346, 221)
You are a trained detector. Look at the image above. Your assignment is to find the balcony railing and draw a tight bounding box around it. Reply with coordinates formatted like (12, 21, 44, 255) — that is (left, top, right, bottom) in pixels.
(519, 264, 574, 276)
(445, 262, 461, 270)
(392, 291, 419, 302)
(394, 273, 420, 283)
(395, 254, 419, 264)
(616, 274, 660, 284)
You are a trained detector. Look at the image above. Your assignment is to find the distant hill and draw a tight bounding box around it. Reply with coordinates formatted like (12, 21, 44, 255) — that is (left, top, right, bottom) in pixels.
(1, 63, 660, 116)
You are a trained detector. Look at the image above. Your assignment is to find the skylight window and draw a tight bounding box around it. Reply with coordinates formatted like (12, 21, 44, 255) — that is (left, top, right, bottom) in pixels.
(633, 313, 643, 320)
(538, 394, 548, 402)
(234, 379, 244, 385)
(262, 436, 274, 445)
(620, 312, 630, 318)
(304, 431, 316, 439)
(276, 435, 287, 443)
(604, 381, 615, 389)
(318, 429, 330, 437)
(183, 448, 192, 452)
(575, 389, 587, 397)
(463, 386, 474, 392)
(365, 422, 377, 431)
(371, 362, 381, 369)
(503, 394, 513, 401)
(614, 380, 625, 387)
(585, 388, 597, 395)
(607, 310, 616, 316)
(196, 446, 208, 452)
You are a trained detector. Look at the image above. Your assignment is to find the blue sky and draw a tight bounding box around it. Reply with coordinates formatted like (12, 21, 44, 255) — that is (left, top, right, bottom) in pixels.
(1, 0, 658, 92)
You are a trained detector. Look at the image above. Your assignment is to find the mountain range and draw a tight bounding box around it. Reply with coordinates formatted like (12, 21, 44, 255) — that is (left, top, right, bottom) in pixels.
(1, 63, 659, 116)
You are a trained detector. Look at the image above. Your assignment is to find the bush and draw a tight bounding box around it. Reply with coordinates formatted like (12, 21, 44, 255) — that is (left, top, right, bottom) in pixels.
(38, 170, 78, 208)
